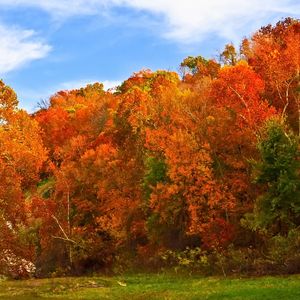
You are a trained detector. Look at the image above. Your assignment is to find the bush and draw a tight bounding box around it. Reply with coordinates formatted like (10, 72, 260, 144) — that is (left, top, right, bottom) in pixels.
(160, 247, 211, 274)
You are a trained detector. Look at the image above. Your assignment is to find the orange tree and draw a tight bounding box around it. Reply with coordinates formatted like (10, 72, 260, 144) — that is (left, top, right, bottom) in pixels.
(0, 81, 47, 276)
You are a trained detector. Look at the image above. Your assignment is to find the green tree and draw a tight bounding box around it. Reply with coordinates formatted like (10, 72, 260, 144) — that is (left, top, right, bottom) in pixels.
(251, 118, 300, 232)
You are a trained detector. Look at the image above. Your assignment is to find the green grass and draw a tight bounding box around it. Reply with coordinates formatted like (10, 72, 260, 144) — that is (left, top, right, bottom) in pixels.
(0, 273, 300, 299)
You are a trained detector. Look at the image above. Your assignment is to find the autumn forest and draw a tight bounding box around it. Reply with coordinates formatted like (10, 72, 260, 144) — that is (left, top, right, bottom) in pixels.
(1, 18, 300, 278)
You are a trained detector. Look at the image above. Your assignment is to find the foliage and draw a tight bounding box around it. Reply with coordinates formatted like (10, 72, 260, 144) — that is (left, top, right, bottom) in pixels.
(142, 156, 168, 201)
(251, 118, 300, 231)
(1, 18, 300, 277)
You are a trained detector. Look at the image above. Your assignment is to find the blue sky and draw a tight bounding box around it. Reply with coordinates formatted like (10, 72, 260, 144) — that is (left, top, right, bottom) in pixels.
(0, 0, 299, 112)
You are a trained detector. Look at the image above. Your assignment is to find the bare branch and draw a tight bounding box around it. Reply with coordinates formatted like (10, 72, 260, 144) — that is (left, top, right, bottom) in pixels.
(51, 235, 77, 244)
(51, 214, 70, 241)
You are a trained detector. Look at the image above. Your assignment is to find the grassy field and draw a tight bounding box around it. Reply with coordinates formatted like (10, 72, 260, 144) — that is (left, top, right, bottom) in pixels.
(0, 273, 300, 299)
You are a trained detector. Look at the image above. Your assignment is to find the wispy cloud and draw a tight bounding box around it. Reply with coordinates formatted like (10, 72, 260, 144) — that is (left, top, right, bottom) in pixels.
(102, 80, 122, 90)
(18, 79, 122, 112)
(60, 79, 122, 91)
(0, 0, 112, 18)
(0, 25, 51, 74)
(0, 0, 299, 43)
(118, 0, 300, 43)
(0, 1, 299, 76)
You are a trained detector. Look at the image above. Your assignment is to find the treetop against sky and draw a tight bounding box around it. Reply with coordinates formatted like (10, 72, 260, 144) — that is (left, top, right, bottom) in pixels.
(0, 0, 299, 111)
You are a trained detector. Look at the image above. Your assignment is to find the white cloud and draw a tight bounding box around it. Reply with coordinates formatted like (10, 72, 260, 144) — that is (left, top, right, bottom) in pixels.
(118, 0, 300, 43)
(102, 80, 122, 90)
(0, 24, 51, 74)
(17, 79, 123, 112)
(0, 0, 299, 43)
(0, 0, 109, 17)
(60, 79, 122, 91)
(60, 79, 98, 90)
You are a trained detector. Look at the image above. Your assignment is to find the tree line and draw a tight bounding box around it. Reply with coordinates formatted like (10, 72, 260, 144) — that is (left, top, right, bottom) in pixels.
(0, 18, 300, 277)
